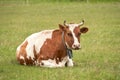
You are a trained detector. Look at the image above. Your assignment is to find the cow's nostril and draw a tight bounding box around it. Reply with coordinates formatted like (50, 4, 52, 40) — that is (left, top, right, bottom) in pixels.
(73, 44, 77, 48)
(73, 44, 75, 47)
(73, 44, 80, 49)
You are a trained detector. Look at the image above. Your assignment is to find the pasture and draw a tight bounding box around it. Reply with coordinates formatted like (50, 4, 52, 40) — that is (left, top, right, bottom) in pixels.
(0, 1, 120, 80)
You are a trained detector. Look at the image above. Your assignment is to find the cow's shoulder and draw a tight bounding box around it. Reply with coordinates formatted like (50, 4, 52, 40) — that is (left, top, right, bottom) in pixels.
(24, 30, 54, 43)
(27, 30, 54, 54)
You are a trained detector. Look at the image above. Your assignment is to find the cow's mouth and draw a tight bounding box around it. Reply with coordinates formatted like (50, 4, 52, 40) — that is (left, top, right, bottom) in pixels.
(72, 47, 80, 50)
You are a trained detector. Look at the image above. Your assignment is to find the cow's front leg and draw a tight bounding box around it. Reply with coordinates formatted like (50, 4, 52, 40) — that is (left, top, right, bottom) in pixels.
(37, 59, 65, 68)
(66, 58, 74, 67)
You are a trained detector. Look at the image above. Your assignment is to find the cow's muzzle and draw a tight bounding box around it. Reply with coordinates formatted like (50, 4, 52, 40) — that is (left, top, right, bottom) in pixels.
(72, 44, 81, 50)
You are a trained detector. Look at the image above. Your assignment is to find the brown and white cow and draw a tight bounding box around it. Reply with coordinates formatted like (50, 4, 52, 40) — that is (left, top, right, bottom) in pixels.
(16, 20, 88, 68)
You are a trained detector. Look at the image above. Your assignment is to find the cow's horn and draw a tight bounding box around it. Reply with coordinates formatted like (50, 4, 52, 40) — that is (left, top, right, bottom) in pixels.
(64, 20, 68, 26)
(78, 20, 84, 26)
(64, 20, 66, 25)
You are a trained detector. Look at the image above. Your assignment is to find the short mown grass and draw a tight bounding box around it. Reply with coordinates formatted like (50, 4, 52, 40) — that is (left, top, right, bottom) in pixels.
(0, 1, 120, 80)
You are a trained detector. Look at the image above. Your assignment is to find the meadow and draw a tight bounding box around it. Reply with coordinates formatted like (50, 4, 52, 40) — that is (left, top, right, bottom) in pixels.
(0, 0, 120, 80)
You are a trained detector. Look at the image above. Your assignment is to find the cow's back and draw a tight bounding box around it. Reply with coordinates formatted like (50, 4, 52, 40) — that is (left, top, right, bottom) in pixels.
(16, 30, 54, 65)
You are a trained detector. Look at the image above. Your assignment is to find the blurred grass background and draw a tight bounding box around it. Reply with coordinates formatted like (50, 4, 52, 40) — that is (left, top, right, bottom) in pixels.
(0, 0, 120, 4)
(0, 0, 120, 80)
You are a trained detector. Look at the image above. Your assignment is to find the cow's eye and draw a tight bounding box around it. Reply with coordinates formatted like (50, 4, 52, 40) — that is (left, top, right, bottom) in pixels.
(67, 33, 73, 37)
(77, 32, 81, 36)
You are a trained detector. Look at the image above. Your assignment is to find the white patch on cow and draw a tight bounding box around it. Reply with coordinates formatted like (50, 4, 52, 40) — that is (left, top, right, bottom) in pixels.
(25, 34, 38, 60)
(17, 30, 54, 61)
(20, 55, 26, 65)
(39, 56, 69, 68)
(34, 61, 37, 64)
(68, 24, 80, 48)
(34, 30, 54, 53)
(16, 46, 20, 57)
(65, 42, 71, 49)
(20, 55, 24, 60)
(16, 40, 26, 57)
(66, 58, 74, 67)
(57, 58, 59, 61)
(40, 59, 57, 68)
(26, 30, 53, 59)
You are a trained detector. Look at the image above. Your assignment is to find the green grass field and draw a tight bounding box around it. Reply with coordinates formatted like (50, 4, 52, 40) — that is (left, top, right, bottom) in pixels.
(0, 1, 120, 80)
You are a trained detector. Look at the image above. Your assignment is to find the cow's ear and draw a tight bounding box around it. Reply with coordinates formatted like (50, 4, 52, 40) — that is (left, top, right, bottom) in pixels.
(59, 24, 65, 31)
(80, 27, 88, 33)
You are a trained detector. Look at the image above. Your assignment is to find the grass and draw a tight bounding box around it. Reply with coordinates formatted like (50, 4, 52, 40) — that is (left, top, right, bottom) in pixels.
(0, 1, 120, 80)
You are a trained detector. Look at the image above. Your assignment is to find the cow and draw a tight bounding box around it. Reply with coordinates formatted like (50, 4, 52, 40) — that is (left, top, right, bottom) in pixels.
(16, 20, 88, 68)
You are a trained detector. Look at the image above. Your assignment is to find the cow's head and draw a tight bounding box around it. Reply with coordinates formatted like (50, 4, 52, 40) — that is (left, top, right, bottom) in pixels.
(59, 20, 88, 50)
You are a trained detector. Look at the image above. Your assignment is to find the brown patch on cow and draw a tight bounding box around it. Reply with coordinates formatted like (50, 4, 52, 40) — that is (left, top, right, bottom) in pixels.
(37, 29, 67, 64)
(64, 28, 74, 48)
(17, 41, 28, 65)
(26, 57, 35, 65)
(17, 41, 36, 65)
(59, 25, 74, 48)
(74, 27, 81, 42)
(33, 45, 37, 61)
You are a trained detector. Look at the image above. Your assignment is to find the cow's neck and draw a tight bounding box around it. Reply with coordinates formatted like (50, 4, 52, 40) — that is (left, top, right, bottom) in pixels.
(52, 29, 73, 59)
(61, 31, 73, 59)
